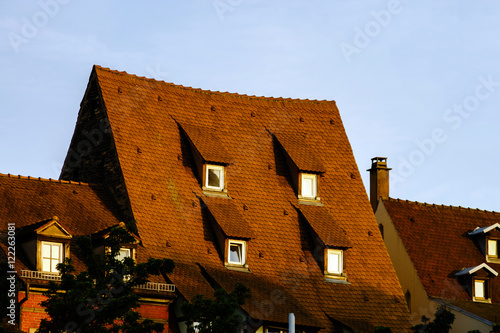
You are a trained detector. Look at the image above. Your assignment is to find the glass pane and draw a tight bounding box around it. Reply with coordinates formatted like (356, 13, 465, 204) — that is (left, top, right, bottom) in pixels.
(328, 252, 340, 273)
(42, 258, 51, 271)
(117, 248, 131, 261)
(51, 259, 59, 273)
(475, 280, 485, 298)
(488, 240, 497, 256)
(42, 243, 51, 258)
(229, 244, 242, 263)
(302, 178, 314, 197)
(51, 244, 60, 259)
(208, 168, 221, 187)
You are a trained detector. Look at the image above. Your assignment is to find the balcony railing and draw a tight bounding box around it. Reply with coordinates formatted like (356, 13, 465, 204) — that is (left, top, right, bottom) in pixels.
(135, 282, 175, 292)
(21, 270, 61, 281)
(20, 270, 175, 292)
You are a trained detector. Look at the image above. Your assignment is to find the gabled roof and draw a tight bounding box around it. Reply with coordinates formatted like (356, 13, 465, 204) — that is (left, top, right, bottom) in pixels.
(382, 198, 500, 303)
(60, 66, 411, 332)
(455, 263, 499, 277)
(16, 216, 73, 239)
(0, 173, 122, 272)
(469, 223, 500, 236)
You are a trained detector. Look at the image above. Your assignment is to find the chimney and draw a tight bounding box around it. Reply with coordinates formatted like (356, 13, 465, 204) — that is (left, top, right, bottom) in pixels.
(367, 157, 391, 212)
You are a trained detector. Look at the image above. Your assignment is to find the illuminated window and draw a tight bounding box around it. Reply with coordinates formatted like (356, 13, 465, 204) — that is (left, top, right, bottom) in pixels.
(474, 279, 487, 300)
(300, 173, 317, 199)
(205, 164, 224, 191)
(41, 242, 63, 273)
(228, 240, 246, 266)
(116, 248, 131, 261)
(326, 249, 343, 275)
(487, 239, 498, 258)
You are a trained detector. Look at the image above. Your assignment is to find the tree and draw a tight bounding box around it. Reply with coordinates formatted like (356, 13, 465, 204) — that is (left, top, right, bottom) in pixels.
(181, 282, 251, 333)
(411, 305, 455, 333)
(374, 327, 392, 333)
(37, 224, 175, 333)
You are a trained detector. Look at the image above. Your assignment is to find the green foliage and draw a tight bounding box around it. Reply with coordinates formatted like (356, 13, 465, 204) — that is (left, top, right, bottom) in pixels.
(37, 225, 174, 333)
(181, 282, 251, 333)
(492, 324, 500, 332)
(411, 306, 455, 333)
(374, 327, 392, 333)
(466, 330, 481, 333)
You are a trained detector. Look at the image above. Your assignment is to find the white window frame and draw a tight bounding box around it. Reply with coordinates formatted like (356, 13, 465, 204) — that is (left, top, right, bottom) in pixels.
(205, 164, 225, 191)
(487, 238, 498, 258)
(300, 173, 317, 199)
(227, 239, 246, 266)
(326, 249, 343, 275)
(116, 248, 132, 261)
(474, 279, 487, 300)
(41, 241, 63, 273)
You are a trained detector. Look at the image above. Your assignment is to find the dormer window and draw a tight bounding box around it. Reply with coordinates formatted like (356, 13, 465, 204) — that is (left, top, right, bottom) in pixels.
(41, 241, 63, 273)
(455, 263, 498, 303)
(326, 249, 343, 275)
(227, 239, 246, 266)
(116, 248, 132, 261)
(300, 173, 318, 199)
(487, 238, 499, 260)
(474, 278, 489, 301)
(205, 164, 225, 191)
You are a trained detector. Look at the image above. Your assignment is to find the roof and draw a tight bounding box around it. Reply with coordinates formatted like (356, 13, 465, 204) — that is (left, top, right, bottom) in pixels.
(382, 198, 500, 313)
(201, 196, 254, 239)
(60, 65, 411, 332)
(0, 173, 123, 272)
(469, 223, 500, 236)
(455, 263, 498, 277)
(178, 122, 232, 164)
(274, 131, 326, 173)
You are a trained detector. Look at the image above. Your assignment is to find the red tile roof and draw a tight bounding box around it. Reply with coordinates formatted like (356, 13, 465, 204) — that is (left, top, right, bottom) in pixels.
(383, 198, 500, 320)
(178, 122, 233, 164)
(60, 65, 411, 332)
(274, 131, 326, 173)
(201, 196, 254, 239)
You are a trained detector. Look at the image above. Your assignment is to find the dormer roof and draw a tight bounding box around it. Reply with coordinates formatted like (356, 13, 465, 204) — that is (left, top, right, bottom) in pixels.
(469, 223, 500, 236)
(201, 196, 254, 239)
(17, 216, 73, 239)
(455, 263, 499, 277)
(274, 131, 326, 173)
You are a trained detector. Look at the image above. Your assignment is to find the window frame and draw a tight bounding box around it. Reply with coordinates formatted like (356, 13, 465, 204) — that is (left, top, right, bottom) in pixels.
(299, 173, 318, 199)
(227, 239, 246, 266)
(473, 278, 489, 301)
(487, 238, 499, 260)
(205, 164, 225, 191)
(325, 249, 343, 275)
(41, 241, 64, 273)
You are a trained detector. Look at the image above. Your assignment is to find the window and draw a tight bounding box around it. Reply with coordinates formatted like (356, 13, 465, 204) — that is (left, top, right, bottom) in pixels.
(300, 173, 317, 199)
(228, 240, 246, 266)
(326, 249, 343, 275)
(41, 241, 63, 273)
(116, 248, 131, 261)
(205, 164, 224, 191)
(487, 239, 498, 258)
(474, 279, 488, 301)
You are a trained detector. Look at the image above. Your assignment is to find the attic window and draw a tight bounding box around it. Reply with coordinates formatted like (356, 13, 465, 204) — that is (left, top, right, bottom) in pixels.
(300, 173, 318, 199)
(474, 279, 489, 301)
(227, 239, 246, 266)
(205, 164, 225, 191)
(487, 238, 498, 260)
(116, 248, 132, 261)
(326, 249, 343, 275)
(41, 241, 63, 273)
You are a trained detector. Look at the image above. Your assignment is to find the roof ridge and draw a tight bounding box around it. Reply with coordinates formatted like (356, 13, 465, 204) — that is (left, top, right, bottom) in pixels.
(0, 173, 99, 187)
(387, 197, 498, 215)
(94, 65, 336, 104)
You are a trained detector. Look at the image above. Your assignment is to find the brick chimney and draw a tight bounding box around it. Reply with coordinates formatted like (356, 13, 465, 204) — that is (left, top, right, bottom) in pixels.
(367, 157, 391, 212)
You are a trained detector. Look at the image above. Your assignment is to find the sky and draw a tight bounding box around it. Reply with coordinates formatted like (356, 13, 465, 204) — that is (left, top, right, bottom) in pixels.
(1, 0, 500, 211)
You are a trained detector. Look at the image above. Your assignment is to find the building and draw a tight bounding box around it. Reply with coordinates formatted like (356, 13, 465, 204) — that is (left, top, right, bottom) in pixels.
(369, 157, 500, 332)
(1, 66, 412, 332)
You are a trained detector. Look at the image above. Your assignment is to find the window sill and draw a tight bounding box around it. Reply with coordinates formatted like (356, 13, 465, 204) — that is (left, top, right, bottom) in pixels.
(297, 198, 324, 206)
(472, 297, 491, 303)
(224, 264, 251, 273)
(324, 275, 350, 284)
(486, 257, 500, 264)
(203, 190, 231, 199)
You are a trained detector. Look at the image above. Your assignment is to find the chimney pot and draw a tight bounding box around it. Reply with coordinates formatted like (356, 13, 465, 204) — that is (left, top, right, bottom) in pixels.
(367, 157, 391, 212)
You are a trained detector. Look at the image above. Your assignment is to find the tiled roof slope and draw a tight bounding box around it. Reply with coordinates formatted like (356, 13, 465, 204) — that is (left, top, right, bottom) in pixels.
(0, 174, 122, 272)
(274, 131, 326, 173)
(73, 65, 411, 331)
(383, 198, 500, 318)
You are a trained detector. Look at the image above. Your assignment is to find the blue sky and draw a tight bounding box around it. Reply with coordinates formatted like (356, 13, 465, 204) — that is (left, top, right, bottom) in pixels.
(1, 0, 500, 211)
